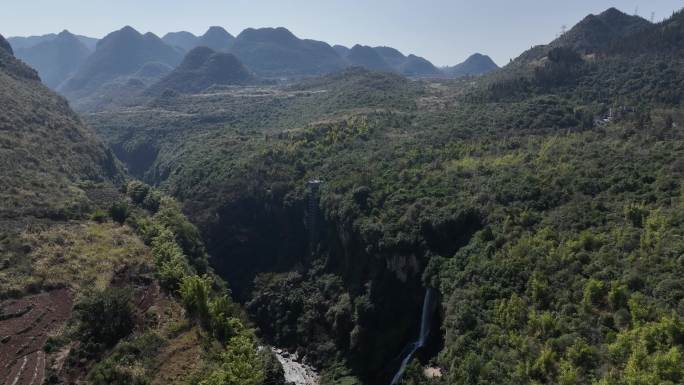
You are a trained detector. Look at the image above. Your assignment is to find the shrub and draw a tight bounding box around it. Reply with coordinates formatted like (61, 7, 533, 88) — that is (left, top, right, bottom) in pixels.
(126, 181, 150, 205)
(154, 197, 208, 272)
(109, 201, 130, 224)
(142, 190, 161, 212)
(90, 208, 109, 223)
(75, 288, 134, 348)
(608, 283, 629, 310)
(88, 333, 166, 385)
(209, 295, 240, 343)
(624, 203, 648, 227)
(198, 333, 265, 385)
(528, 271, 551, 308)
(179, 275, 212, 324)
(565, 338, 597, 369)
(158, 256, 191, 291)
(583, 279, 607, 309)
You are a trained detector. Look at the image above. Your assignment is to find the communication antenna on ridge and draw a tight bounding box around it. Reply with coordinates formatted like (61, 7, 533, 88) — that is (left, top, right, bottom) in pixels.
(650, 12, 655, 23)
(634, 6, 639, 17)
(561, 25, 567, 35)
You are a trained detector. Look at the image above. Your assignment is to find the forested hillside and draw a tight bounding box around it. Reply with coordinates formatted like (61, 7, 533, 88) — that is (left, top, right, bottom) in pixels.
(0, 32, 283, 385)
(0, 34, 120, 218)
(2, 4, 683, 385)
(84, 7, 684, 385)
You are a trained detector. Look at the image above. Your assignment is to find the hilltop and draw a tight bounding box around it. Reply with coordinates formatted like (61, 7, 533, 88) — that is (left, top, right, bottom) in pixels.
(340, 44, 442, 76)
(558, 7, 651, 53)
(59, 26, 183, 98)
(608, 8, 684, 55)
(443, 53, 499, 77)
(401, 54, 442, 76)
(346, 44, 393, 71)
(230, 27, 346, 77)
(162, 27, 235, 53)
(197, 26, 235, 52)
(13, 30, 91, 89)
(515, 7, 651, 64)
(162, 30, 199, 51)
(146, 46, 255, 95)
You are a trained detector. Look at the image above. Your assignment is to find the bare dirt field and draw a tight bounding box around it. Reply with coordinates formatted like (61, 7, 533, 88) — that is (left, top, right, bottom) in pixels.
(0, 289, 73, 385)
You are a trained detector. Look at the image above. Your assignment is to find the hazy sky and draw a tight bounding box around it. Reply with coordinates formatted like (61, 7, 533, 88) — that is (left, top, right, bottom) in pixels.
(2, 0, 682, 66)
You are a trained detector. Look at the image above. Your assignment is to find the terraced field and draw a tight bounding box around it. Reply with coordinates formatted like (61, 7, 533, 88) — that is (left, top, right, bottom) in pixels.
(0, 289, 72, 385)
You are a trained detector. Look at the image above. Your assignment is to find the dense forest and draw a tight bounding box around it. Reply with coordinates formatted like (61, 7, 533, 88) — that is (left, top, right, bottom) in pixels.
(1, 5, 683, 385)
(78, 8, 684, 385)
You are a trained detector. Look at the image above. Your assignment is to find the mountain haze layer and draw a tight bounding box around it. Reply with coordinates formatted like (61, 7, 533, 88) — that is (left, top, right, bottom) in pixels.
(13, 30, 91, 88)
(162, 30, 199, 51)
(59, 26, 183, 98)
(8, 33, 99, 51)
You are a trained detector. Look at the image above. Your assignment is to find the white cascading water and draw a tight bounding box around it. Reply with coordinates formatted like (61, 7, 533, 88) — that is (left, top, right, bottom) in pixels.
(390, 287, 437, 385)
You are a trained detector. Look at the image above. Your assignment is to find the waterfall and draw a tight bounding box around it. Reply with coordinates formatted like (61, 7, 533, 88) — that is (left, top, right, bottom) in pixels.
(390, 287, 437, 385)
(306, 179, 321, 255)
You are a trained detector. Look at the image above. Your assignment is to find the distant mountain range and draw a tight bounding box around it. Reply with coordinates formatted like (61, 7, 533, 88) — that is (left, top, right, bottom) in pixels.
(58, 26, 183, 98)
(165, 27, 451, 78)
(8, 33, 98, 51)
(338, 45, 443, 76)
(230, 27, 346, 77)
(13, 30, 91, 88)
(7, 25, 500, 101)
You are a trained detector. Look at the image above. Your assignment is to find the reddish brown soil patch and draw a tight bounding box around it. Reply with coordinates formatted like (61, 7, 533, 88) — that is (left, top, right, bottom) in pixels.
(0, 289, 72, 385)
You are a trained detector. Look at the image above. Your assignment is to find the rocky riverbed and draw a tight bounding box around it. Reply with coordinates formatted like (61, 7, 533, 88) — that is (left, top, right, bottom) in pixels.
(272, 348, 319, 385)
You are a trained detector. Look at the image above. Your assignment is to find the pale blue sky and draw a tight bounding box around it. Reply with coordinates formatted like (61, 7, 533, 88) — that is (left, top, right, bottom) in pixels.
(2, 0, 682, 66)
